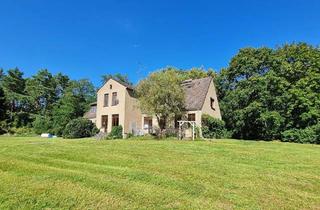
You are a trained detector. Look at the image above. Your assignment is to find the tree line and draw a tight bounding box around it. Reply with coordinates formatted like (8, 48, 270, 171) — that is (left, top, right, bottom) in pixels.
(215, 43, 320, 143)
(0, 68, 96, 135)
(0, 42, 319, 143)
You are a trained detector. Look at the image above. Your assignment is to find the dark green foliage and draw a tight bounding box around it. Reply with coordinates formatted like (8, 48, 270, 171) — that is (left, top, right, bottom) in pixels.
(0, 86, 7, 134)
(106, 125, 123, 139)
(314, 124, 320, 144)
(0, 68, 95, 136)
(282, 128, 315, 144)
(0, 121, 9, 135)
(0, 87, 6, 120)
(1, 68, 30, 126)
(91, 126, 100, 136)
(52, 92, 85, 136)
(282, 123, 320, 144)
(175, 67, 216, 80)
(216, 43, 320, 143)
(9, 127, 35, 136)
(25, 69, 57, 115)
(63, 118, 97, 139)
(52, 80, 95, 136)
(0, 70, 8, 134)
(201, 114, 229, 139)
(32, 115, 53, 135)
(101, 73, 132, 86)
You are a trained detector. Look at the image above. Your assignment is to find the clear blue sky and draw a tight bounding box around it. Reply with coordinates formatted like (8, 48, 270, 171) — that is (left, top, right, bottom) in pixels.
(1, 0, 319, 86)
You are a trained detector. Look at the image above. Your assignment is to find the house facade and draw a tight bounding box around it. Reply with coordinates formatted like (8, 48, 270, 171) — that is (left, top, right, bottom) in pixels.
(84, 77, 221, 137)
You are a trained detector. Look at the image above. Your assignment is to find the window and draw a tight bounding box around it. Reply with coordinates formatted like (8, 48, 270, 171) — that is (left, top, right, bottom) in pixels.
(112, 114, 119, 127)
(110, 84, 112, 89)
(188, 114, 195, 121)
(104, 94, 109, 107)
(101, 115, 108, 132)
(90, 106, 97, 113)
(112, 92, 118, 106)
(210, 97, 215, 110)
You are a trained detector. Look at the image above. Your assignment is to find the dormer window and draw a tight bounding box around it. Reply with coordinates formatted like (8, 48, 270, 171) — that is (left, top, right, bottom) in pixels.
(210, 97, 215, 110)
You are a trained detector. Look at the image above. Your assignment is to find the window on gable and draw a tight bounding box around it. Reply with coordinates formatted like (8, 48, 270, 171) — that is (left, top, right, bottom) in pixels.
(210, 97, 215, 110)
(104, 94, 109, 107)
(112, 92, 118, 106)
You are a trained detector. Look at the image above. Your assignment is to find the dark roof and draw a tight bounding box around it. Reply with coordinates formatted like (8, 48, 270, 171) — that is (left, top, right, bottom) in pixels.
(182, 77, 212, 111)
(84, 103, 97, 119)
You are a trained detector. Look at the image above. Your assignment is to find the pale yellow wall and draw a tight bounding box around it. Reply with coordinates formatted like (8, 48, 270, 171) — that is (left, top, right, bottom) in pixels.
(124, 90, 142, 135)
(201, 80, 222, 120)
(96, 79, 127, 134)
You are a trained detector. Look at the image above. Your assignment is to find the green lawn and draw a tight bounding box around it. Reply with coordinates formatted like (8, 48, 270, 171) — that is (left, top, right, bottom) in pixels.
(0, 137, 319, 209)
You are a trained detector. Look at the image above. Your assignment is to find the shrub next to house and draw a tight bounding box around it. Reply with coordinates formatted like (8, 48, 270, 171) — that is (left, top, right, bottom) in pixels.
(282, 123, 320, 144)
(201, 114, 229, 139)
(63, 118, 99, 139)
(106, 125, 123, 139)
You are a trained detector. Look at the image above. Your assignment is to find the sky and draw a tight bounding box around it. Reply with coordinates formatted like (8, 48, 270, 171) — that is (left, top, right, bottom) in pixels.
(0, 0, 319, 86)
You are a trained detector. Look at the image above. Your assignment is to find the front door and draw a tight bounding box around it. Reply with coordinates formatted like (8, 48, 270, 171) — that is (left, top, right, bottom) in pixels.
(144, 117, 153, 134)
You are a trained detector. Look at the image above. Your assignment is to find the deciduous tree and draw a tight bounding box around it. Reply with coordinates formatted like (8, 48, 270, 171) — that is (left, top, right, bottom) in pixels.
(136, 68, 185, 136)
(216, 43, 320, 141)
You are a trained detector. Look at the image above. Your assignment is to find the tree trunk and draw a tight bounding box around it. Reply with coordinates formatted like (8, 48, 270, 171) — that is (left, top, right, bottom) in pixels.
(156, 115, 167, 139)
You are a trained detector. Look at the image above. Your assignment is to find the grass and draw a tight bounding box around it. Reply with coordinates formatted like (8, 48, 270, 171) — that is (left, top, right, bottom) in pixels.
(0, 136, 319, 209)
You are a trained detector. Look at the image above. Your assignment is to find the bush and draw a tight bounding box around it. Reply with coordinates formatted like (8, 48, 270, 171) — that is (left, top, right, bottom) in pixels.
(202, 114, 229, 139)
(0, 121, 9, 134)
(63, 118, 98, 139)
(9, 127, 35, 136)
(314, 123, 320, 144)
(164, 127, 178, 138)
(33, 115, 52, 135)
(91, 126, 100, 136)
(106, 125, 123, 139)
(126, 132, 134, 139)
(281, 124, 320, 144)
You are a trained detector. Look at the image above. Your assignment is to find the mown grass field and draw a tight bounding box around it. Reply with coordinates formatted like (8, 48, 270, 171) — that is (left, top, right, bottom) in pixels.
(0, 136, 319, 209)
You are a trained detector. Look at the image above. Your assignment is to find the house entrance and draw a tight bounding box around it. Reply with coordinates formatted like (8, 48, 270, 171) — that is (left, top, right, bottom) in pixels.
(144, 117, 153, 134)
